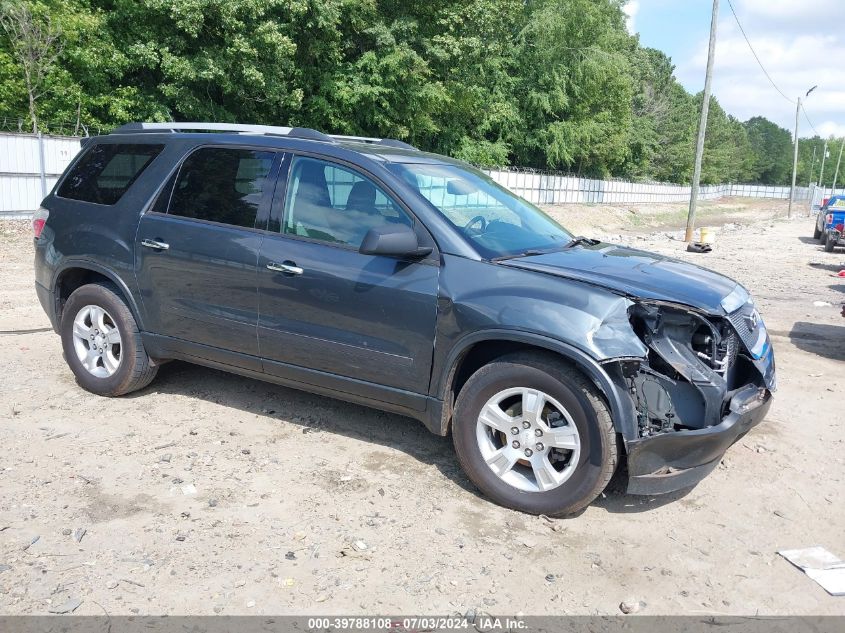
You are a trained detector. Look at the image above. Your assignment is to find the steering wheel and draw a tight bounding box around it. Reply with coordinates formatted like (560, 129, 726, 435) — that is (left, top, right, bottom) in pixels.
(464, 215, 488, 233)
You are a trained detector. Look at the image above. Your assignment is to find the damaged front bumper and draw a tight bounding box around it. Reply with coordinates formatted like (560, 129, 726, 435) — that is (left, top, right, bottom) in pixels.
(617, 296, 776, 495)
(625, 384, 772, 494)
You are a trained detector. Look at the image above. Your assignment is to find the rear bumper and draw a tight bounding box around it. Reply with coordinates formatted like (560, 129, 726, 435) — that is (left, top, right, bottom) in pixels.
(625, 384, 772, 495)
(35, 280, 59, 332)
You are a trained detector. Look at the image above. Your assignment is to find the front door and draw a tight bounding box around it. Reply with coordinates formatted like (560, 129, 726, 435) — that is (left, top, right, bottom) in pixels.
(256, 155, 439, 397)
(135, 146, 278, 359)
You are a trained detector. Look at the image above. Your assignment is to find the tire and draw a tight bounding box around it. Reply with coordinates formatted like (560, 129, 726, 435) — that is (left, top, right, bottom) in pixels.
(824, 233, 836, 252)
(452, 352, 619, 517)
(60, 282, 158, 396)
(813, 220, 821, 240)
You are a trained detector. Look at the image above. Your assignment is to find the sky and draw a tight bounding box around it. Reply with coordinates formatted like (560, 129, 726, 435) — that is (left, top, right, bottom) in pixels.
(623, 0, 845, 139)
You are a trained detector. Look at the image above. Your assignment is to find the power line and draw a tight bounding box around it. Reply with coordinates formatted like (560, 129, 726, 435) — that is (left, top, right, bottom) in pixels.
(801, 103, 820, 137)
(726, 0, 795, 104)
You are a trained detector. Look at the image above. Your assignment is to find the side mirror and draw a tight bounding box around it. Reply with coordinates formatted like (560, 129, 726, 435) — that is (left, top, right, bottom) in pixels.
(359, 224, 432, 259)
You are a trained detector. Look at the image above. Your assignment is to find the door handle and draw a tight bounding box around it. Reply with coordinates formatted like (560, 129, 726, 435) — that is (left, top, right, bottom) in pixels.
(141, 238, 170, 250)
(267, 261, 303, 275)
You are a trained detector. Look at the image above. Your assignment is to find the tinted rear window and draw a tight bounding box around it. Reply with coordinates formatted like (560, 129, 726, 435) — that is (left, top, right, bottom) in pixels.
(57, 143, 164, 205)
(165, 147, 274, 229)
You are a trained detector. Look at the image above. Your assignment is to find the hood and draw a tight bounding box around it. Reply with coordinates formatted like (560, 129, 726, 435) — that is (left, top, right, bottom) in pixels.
(499, 242, 740, 313)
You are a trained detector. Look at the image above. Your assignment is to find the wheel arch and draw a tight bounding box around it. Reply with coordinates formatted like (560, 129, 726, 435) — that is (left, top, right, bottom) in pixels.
(434, 330, 636, 439)
(52, 261, 145, 331)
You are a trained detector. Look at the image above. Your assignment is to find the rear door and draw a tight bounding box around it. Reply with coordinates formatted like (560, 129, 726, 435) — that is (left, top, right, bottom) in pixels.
(256, 154, 439, 397)
(134, 146, 279, 362)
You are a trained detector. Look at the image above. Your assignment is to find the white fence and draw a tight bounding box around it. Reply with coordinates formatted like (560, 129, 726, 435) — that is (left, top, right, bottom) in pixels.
(0, 133, 81, 216)
(481, 168, 826, 206)
(0, 131, 841, 217)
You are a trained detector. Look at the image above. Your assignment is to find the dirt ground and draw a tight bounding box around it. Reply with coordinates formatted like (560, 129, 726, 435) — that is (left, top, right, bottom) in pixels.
(1, 198, 843, 616)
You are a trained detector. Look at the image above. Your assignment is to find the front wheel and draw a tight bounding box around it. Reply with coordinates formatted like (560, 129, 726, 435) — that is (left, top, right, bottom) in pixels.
(452, 352, 618, 517)
(60, 282, 158, 396)
(813, 220, 822, 240)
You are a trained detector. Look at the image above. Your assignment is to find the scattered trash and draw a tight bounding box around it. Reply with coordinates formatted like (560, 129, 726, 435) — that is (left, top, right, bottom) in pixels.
(285, 551, 296, 560)
(106, 580, 118, 589)
(545, 574, 556, 583)
(686, 242, 712, 254)
(0, 564, 11, 573)
(72, 528, 86, 543)
(181, 484, 197, 495)
(175, 533, 187, 542)
(246, 600, 256, 608)
(160, 453, 172, 463)
(293, 531, 307, 541)
(280, 577, 295, 588)
(837, 270, 845, 277)
(154, 441, 176, 450)
(619, 599, 644, 614)
(351, 540, 368, 552)
(61, 528, 72, 536)
(778, 546, 845, 596)
(241, 449, 251, 455)
(22, 535, 39, 551)
(315, 594, 328, 603)
(120, 578, 144, 587)
(48, 597, 82, 614)
(813, 301, 832, 307)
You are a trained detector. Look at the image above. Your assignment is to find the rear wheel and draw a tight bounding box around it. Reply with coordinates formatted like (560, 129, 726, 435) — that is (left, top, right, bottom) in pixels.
(60, 282, 158, 396)
(824, 232, 836, 252)
(452, 352, 618, 516)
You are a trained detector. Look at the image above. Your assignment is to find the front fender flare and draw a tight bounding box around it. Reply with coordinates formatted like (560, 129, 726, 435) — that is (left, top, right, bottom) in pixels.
(434, 329, 638, 439)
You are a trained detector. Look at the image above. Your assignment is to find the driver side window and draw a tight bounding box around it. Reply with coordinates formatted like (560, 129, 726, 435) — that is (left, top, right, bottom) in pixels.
(282, 157, 411, 248)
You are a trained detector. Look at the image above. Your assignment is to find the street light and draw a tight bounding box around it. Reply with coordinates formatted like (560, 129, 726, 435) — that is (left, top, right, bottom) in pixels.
(788, 85, 818, 218)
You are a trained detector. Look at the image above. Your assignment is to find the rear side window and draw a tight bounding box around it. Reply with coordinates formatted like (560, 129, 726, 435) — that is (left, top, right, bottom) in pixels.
(57, 143, 164, 205)
(164, 148, 274, 229)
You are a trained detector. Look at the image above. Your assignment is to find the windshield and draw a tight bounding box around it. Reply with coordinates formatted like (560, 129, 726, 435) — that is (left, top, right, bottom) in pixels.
(387, 162, 572, 259)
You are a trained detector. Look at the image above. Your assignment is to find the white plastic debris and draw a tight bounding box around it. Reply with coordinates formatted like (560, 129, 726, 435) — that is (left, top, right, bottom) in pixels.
(778, 546, 845, 596)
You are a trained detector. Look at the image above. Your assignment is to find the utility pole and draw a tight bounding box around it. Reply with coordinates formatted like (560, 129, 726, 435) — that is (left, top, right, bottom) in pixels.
(810, 146, 817, 184)
(788, 86, 817, 218)
(832, 139, 844, 195)
(788, 98, 801, 218)
(819, 140, 828, 187)
(685, 0, 719, 243)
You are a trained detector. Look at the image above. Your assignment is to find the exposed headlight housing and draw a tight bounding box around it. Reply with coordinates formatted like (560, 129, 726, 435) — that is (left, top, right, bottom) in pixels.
(720, 284, 750, 314)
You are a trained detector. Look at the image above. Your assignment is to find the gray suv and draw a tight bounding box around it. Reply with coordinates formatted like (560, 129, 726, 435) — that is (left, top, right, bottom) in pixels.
(33, 122, 776, 516)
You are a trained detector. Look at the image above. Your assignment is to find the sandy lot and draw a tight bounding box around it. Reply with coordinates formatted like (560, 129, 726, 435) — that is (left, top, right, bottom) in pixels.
(1, 199, 844, 616)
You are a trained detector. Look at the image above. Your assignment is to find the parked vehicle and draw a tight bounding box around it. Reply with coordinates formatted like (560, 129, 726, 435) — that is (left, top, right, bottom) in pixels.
(33, 123, 776, 516)
(813, 195, 845, 252)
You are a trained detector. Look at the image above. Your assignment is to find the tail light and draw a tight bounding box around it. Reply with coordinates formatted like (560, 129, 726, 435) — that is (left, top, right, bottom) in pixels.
(826, 213, 833, 226)
(32, 207, 49, 238)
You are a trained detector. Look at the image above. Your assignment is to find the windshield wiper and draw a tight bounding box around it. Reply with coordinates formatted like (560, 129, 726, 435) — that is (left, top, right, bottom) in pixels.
(562, 236, 600, 249)
(492, 237, 601, 262)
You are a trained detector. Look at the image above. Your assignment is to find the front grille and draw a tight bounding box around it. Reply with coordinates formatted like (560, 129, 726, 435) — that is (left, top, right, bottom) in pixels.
(727, 304, 761, 352)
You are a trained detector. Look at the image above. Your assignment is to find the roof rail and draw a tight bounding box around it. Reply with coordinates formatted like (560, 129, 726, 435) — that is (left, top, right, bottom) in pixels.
(111, 122, 334, 143)
(109, 123, 418, 150)
(330, 135, 418, 150)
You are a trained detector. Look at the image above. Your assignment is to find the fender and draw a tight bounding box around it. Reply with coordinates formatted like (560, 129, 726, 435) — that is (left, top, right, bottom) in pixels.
(51, 259, 146, 331)
(434, 328, 638, 439)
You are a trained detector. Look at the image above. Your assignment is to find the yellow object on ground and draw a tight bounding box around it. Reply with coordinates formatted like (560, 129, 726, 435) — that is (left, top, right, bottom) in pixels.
(699, 226, 716, 244)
